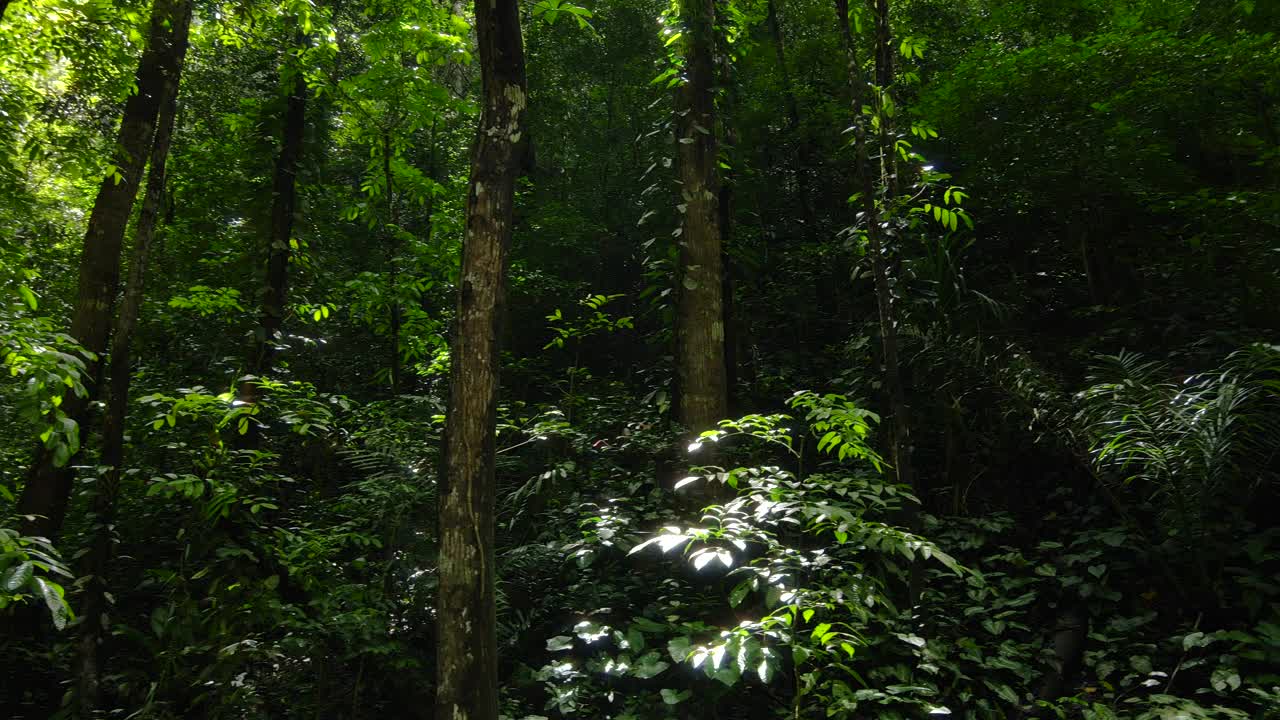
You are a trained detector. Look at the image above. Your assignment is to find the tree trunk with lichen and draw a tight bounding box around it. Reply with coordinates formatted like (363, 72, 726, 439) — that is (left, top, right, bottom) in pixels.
(17, 0, 193, 540)
(674, 0, 728, 434)
(435, 1, 528, 719)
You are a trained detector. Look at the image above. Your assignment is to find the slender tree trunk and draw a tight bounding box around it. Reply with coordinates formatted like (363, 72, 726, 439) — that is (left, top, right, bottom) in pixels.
(835, 0, 915, 535)
(765, 0, 814, 226)
(868, 0, 913, 521)
(435, 2, 528, 719)
(674, 0, 727, 432)
(419, 118, 439, 313)
(240, 37, 307, 442)
(383, 132, 403, 394)
(17, 0, 192, 539)
(75, 6, 190, 713)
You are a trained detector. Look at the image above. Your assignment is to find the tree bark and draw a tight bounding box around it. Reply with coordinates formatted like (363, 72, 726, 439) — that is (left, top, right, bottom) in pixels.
(17, 0, 193, 539)
(674, 0, 728, 433)
(435, 1, 528, 719)
(74, 4, 191, 713)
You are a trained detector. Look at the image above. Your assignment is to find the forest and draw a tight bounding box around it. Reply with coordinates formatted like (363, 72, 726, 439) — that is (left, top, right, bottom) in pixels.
(1, 0, 1278, 717)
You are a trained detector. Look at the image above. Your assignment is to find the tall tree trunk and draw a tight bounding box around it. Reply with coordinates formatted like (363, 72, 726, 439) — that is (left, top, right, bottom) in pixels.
(17, 0, 193, 539)
(435, 1, 528, 719)
(868, 0, 913, 522)
(835, 0, 915, 545)
(240, 37, 307, 442)
(674, 0, 727, 432)
(75, 5, 190, 712)
(765, 0, 814, 226)
(383, 132, 403, 394)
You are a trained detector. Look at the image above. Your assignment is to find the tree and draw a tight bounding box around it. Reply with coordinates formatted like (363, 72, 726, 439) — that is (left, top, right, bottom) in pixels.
(834, 0, 916, 572)
(3, 0, 1280, 717)
(674, 0, 727, 433)
(74, 2, 191, 710)
(435, 1, 528, 719)
(17, 0, 195, 539)
(239, 28, 308, 441)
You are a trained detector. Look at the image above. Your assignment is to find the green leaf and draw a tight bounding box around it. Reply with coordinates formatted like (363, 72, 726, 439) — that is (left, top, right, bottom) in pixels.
(898, 634, 926, 648)
(546, 635, 573, 652)
(728, 579, 752, 608)
(660, 688, 690, 705)
(668, 636, 692, 663)
(627, 627, 645, 651)
(1211, 667, 1241, 691)
(758, 655, 774, 683)
(986, 681, 1020, 705)
(1182, 631, 1211, 651)
(632, 651, 669, 679)
(32, 577, 71, 630)
(3, 561, 34, 591)
(18, 285, 38, 310)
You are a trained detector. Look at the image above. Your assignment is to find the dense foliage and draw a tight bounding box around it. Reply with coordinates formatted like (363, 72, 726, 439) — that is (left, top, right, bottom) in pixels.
(1, 0, 1277, 718)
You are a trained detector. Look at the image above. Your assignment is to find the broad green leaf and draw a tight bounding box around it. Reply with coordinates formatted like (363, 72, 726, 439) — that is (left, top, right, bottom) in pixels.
(660, 688, 689, 705)
(32, 577, 71, 630)
(18, 285, 38, 310)
(667, 636, 692, 663)
(3, 561, 34, 591)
